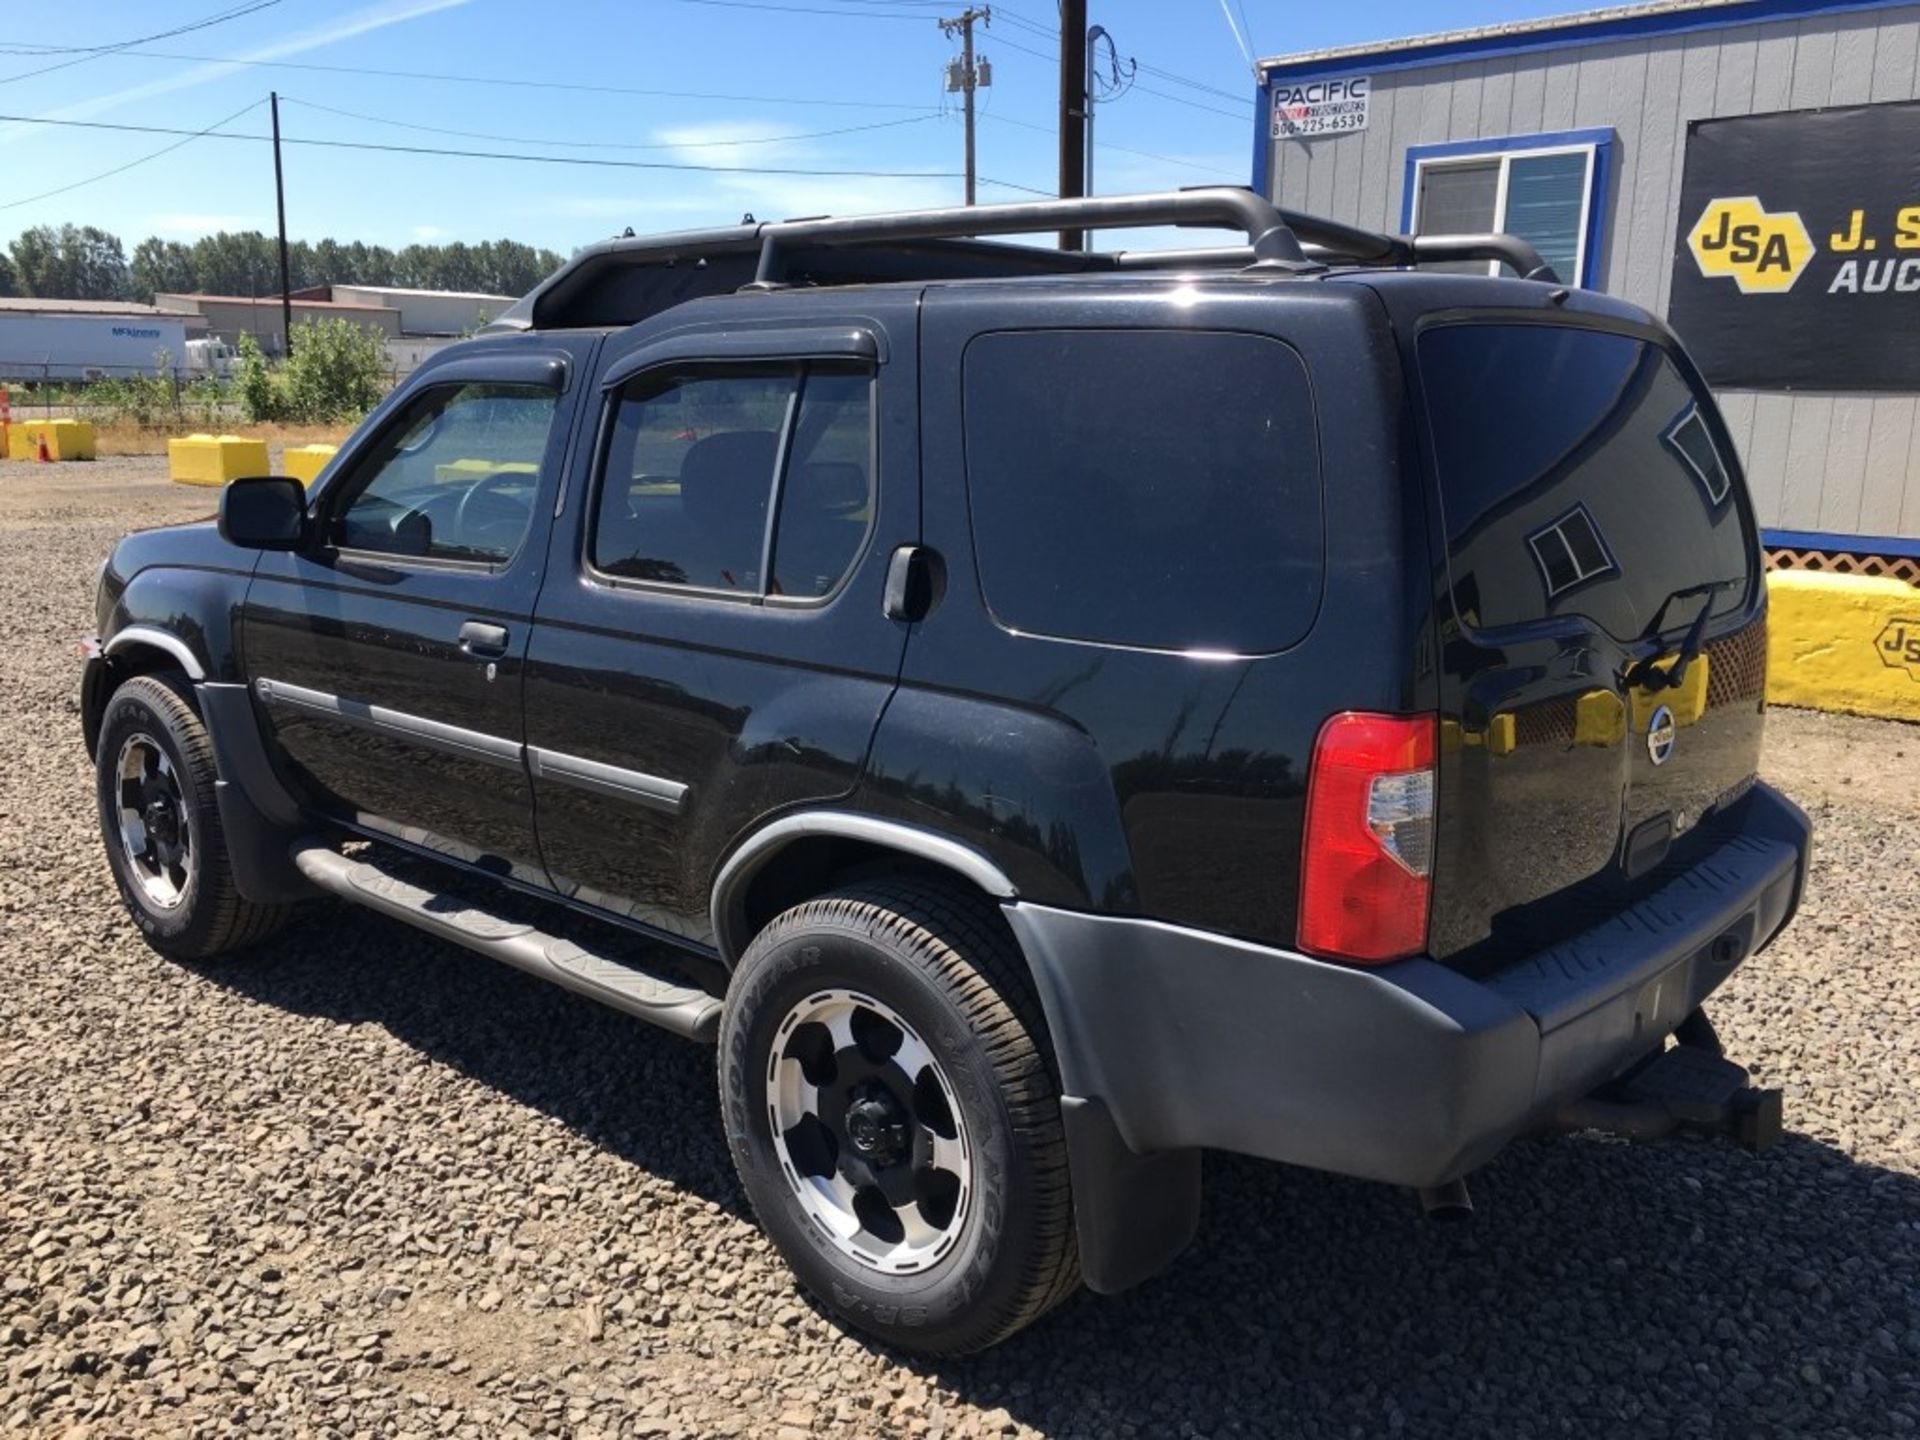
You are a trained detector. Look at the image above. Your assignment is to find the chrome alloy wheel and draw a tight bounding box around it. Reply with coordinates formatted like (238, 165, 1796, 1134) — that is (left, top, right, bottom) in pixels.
(115, 733, 193, 909)
(767, 989, 974, 1275)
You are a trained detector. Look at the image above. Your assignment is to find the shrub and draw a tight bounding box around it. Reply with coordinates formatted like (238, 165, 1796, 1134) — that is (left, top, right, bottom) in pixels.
(236, 332, 280, 422)
(75, 352, 179, 429)
(236, 320, 388, 425)
(281, 318, 386, 423)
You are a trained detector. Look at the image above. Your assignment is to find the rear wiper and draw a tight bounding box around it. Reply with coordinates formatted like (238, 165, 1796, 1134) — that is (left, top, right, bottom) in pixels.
(1625, 577, 1745, 692)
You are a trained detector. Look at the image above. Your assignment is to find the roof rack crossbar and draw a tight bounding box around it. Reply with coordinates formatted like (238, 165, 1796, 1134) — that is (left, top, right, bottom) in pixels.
(748, 188, 1311, 287)
(1109, 226, 1561, 285)
(1279, 208, 1560, 282)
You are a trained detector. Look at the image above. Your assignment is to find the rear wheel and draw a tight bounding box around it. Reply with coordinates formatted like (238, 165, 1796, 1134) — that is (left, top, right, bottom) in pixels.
(719, 880, 1080, 1355)
(95, 673, 290, 959)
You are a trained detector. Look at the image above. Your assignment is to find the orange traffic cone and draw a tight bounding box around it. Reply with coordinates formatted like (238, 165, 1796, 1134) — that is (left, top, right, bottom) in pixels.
(35, 434, 51, 463)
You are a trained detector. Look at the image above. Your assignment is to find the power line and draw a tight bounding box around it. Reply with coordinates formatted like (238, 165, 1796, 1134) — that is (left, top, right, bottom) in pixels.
(982, 112, 1241, 182)
(282, 96, 942, 152)
(988, 9, 1254, 109)
(1135, 60, 1256, 105)
(0, 111, 966, 181)
(0, 44, 938, 112)
(0, 1, 283, 86)
(0, 98, 263, 212)
(988, 31, 1254, 121)
(1215, 0, 1256, 75)
(669, 0, 935, 16)
(977, 175, 1053, 197)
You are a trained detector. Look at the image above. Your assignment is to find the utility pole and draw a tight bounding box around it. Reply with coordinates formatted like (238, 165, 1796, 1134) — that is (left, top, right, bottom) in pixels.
(1056, 0, 1088, 248)
(940, 8, 991, 206)
(270, 91, 294, 358)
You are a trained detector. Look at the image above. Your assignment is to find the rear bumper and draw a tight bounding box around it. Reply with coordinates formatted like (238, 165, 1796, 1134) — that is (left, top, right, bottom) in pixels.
(1005, 780, 1810, 1190)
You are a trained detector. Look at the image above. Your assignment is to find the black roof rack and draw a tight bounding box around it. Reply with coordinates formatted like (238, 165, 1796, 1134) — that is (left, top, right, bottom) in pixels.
(490, 187, 1561, 333)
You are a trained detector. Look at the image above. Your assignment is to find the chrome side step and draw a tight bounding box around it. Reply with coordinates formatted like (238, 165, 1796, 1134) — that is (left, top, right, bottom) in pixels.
(290, 840, 722, 1042)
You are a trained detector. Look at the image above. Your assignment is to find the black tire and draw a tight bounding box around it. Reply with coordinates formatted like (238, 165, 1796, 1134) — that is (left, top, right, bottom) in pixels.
(95, 672, 291, 959)
(719, 879, 1081, 1356)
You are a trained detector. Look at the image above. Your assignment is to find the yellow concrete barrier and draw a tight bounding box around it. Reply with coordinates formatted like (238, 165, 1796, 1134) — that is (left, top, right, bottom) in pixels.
(1629, 652, 1711, 731)
(433, 458, 539, 484)
(282, 444, 339, 487)
(168, 433, 271, 487)
(1767, 570, 1920, 723)
(1575, 689, 1627, 747)
(5, 418, 96, 460)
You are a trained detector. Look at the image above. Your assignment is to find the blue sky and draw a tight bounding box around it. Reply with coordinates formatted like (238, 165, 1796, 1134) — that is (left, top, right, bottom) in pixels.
(1, 0, 1565, 257)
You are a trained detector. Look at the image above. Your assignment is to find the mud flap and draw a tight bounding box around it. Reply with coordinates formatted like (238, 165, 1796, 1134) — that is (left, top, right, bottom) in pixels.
(1060, 1095, 1202, 1294)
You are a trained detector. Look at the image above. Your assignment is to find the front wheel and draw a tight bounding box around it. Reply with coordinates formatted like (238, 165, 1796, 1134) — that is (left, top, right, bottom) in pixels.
(719, 881, 1081, 1355)
(95, 672, 290, 959)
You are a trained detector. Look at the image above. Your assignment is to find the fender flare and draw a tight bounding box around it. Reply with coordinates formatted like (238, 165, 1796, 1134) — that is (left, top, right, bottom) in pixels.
(104, 624, 207, 679)
(708, 810, 1016, 966)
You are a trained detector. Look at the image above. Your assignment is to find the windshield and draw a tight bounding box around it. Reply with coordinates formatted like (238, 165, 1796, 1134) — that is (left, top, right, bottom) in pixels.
(1417, 323, 1756, 643)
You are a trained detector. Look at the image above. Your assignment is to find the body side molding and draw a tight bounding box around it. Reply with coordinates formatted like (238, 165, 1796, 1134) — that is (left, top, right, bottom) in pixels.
(710, 811, 1019, 965)
(105, 624, 206, 680)
(254, 677, 523, 770)
(526, 746, 687, 814)
(252, 678, 694, 809)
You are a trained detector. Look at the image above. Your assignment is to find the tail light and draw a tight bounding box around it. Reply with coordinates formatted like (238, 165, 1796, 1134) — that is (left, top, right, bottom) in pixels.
(1298, 711, 1436, 964)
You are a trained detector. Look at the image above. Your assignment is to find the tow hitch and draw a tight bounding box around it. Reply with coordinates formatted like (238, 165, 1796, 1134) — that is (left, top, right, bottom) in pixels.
(1557, 1039, 1784, 1154)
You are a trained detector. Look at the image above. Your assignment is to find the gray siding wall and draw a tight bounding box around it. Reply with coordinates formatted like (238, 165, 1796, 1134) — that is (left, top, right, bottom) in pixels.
(1266, 4, 1920, 540)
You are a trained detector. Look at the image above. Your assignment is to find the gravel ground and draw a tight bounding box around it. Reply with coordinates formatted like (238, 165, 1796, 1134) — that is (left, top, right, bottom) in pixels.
(3, 457, 1918, 1439)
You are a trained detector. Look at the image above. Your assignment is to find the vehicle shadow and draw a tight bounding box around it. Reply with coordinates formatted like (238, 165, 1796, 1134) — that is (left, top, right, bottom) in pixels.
(181, 894, 751, 1219)
(918, 1134, 1920, 1438)
(188, 900, 1918, 1438)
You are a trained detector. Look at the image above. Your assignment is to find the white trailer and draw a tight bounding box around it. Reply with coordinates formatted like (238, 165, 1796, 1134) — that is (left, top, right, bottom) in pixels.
(0, 313, 191, 381)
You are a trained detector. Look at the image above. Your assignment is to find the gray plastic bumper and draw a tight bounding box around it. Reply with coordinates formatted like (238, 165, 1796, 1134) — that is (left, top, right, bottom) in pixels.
(1006, 781, 1811, 1192)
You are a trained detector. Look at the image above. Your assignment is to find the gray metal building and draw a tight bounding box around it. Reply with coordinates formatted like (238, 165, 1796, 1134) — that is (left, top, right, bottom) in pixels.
(1255, 0, 1920, 555)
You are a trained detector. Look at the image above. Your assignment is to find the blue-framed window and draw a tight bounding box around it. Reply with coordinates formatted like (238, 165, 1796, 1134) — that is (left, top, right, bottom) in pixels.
(1401, 129, 1614, 289)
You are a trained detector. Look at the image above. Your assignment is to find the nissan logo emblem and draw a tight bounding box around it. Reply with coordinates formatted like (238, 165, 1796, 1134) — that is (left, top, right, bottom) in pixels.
(1647, 704, 1677, 766)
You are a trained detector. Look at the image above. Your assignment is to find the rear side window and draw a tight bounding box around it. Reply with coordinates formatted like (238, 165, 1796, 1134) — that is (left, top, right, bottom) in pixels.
(592, 364, 873, 598)
(961, 329, 1323, 654)
(1417, 324, 1754, 641)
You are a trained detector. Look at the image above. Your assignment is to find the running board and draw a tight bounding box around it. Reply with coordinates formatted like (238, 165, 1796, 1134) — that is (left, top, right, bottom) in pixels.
(290, 840, 722, 1042)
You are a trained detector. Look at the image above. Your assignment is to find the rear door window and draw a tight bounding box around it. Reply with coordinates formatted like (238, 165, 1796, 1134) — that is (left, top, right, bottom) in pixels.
(1416, 323, 1755, 640)
(961, 329, 1323, 654)
(592, 364, 873, 599)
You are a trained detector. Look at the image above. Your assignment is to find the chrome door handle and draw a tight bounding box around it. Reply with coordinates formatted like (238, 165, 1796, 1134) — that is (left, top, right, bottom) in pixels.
(458, 620, 510, 658)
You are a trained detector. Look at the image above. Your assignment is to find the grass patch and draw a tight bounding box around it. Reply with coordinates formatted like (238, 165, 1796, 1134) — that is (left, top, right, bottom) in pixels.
(93, 419, 358, 457)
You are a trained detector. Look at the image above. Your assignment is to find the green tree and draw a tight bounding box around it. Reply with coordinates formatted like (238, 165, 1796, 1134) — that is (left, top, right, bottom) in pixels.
(8, 223, 560, 302)
(8, 223, 130, 299)
(9, 226, 56, 295)
(130, 237, 196, 302)
(0, 249, 15, 298)
(188, 230, 279, 296)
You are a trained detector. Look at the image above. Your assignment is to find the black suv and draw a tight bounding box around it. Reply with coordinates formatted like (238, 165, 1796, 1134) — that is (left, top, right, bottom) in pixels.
(82, 189, 1812, 1355)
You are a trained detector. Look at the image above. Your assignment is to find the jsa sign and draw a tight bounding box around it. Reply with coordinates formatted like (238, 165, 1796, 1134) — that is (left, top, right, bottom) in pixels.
(1669, 102, 1920, 390)
(1271, 75, 1369, 139)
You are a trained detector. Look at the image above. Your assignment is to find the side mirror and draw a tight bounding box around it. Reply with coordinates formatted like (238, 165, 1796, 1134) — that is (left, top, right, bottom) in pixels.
(219, 476, 309, 551)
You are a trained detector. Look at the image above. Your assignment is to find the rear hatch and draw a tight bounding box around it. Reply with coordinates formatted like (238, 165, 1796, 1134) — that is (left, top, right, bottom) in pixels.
(1408, 312, 1767, 965)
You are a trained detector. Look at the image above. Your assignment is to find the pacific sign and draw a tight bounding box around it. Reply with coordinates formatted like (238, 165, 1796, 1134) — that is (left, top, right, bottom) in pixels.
(1270, 74, 1369, 139)
(1668, 102, 1920, 390)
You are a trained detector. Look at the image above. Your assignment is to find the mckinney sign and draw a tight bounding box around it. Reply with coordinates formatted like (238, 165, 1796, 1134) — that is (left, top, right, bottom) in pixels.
(111, 326, 164, 340)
